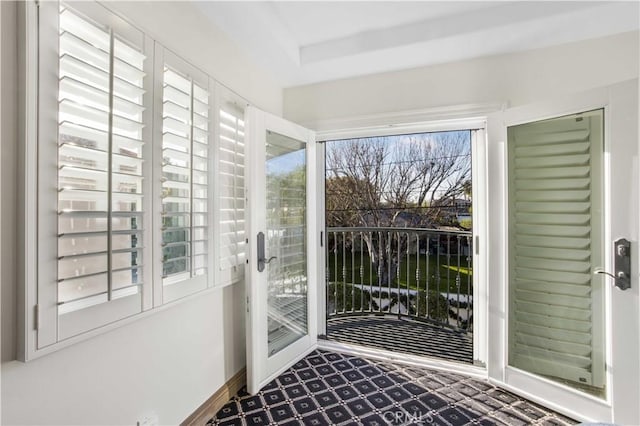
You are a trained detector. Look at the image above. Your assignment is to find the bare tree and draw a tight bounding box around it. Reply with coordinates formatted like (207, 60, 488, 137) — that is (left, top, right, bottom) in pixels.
(325, 132, 471, 285)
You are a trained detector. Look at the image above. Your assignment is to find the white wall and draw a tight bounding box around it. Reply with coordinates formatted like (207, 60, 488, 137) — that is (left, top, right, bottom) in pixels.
(283, 31, 639, 126)
(105, 1, 282, 115)
(1, 1, 281, 425)
(283, 28, 640, 424)
(2, 287, 246, 425)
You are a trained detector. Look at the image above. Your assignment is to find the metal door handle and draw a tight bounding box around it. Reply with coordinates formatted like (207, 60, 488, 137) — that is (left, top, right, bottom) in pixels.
(256, 232, 277, 272)
(594, 238, 631, 290)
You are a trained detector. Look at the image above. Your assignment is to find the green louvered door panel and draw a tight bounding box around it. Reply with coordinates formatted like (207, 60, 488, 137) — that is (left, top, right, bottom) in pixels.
(507, 109, 605, 395)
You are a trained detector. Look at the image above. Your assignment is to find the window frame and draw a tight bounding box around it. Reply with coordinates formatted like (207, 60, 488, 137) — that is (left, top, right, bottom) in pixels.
(152, 45, 215, 304)
(34, 0, 154, 350)
(19, 0, 249, 361)
(214, 83, 248, 288)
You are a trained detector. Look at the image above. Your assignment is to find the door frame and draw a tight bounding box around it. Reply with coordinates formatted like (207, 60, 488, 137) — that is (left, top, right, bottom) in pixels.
(315, 112, 491, 374)
(486, 79, 640, 424)
(245, 107, 320, 394)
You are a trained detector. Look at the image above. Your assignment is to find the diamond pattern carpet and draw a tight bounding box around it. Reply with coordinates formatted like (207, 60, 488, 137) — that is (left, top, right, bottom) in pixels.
(207, 350, 575, 426)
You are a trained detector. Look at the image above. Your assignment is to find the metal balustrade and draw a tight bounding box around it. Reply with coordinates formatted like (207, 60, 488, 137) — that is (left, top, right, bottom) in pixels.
(326, 227, 473, 333)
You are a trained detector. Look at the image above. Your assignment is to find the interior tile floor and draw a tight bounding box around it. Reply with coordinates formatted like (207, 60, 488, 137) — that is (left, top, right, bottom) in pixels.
(326, 316, 473, 364)
(207, 349, 575, 426)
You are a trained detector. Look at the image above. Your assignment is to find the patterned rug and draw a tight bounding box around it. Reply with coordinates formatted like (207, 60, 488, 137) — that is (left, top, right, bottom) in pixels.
(207, 349, 575, 426)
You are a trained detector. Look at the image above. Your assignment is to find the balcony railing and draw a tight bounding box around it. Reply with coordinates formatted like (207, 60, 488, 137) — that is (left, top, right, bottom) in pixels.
(326, 227, 473, 333)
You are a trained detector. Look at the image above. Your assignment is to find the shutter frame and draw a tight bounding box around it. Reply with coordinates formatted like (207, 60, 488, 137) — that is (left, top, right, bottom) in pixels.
(215, 84, 248, 287)
(37, 2, 151, 346)
(507, 109, 605, 389)
(154, 46, 211, 303)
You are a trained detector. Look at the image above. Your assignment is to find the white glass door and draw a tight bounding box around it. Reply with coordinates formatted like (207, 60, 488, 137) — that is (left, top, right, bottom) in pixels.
(245, 107, 319, 394)
(487, 80, 639, 423)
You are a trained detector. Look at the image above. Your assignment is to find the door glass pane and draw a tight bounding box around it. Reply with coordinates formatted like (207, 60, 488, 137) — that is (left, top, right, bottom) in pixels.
(266, 130, 308, 356)
(507, 109, 605, 398)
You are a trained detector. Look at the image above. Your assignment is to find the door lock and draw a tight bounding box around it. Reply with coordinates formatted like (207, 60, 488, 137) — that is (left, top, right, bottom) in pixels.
(595, 238, 631, 290)
(257, 232, 277, 272)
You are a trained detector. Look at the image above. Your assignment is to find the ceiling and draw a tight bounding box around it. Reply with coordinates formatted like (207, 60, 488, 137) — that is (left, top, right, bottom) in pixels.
(195, 1, 640, 88)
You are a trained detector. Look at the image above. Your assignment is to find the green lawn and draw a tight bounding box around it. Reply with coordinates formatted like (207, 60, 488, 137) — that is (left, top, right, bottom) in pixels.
(327, 251, 473, 295)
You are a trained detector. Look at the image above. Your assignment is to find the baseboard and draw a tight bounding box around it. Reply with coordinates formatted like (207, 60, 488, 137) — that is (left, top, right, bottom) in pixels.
(181, 368, 246, 426)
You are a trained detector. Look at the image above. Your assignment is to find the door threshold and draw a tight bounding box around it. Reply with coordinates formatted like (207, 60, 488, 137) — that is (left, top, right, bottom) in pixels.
(318, 338, 487, 380)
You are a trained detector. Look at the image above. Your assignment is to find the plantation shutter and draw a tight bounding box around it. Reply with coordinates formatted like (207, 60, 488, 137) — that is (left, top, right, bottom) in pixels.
(507, 109, 605, 388)
(156, 48, 211, 302)
(216, 91, 246, 286)
(53, 4, 149, 341)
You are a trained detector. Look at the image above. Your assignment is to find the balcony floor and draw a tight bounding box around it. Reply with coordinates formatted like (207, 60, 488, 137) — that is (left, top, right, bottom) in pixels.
(208, 349, 575, 426)
(327, 315, 473, 364)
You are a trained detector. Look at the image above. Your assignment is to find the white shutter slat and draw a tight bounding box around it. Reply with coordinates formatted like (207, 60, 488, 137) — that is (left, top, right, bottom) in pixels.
(59, 8, 110, 51)
(514, 267, 590, 285)
(113, 57, 145, 86)
(513, 128, 590, 145)
(193, 113, 209, 131)
(59, 189, 108, 212)
(59, 167, 108, 193)
(59, 121, 109, 150)
(514, 153, 590, 168)
(58, 273, 109, 304)
(59, 99, 109, 131)
(162, 131, 190, 150)
(58, 252, 108, 279)
(60, 76, 144, 123)
(59, 30, 109, 71)
(163, 147, 191, 164)
(514, 224, 590, 237)
(517, 253, 591, 273)
(163, 101, 190, 123)
(193, 84, 208, 103)
(193, 127, 208, 144)
(511, 353, 592, 385)
(217, 101, 245, 285)
(515, 190, 590, 202)
(515, 246, 590, 262)
(515, 299, 591, 322)
(164, 69, 191, 93)
(113, 76, 146, 103)
(515, 165, 590, 179)
(163, 117, 190, 137)
(516, 311, 591, 333)
(55, 6, 147, 321)
(515, 279, 591, 295)
(59, 53, 110, 92)
(58, 234, 107, 256)
(515, 178, 590, 191)
(193, 141, 208, 158)
(113, 38, 145, 69)
(161, 65, 210, 286)
(515, 289, 591, 309)
(112, 115, 144, 139)
(163, 84, 190, 107)
(515, 332, 590, 356)
(514, 141, 590, 157)
(508, 110, 604, 389)
(193, 100, 209, 118)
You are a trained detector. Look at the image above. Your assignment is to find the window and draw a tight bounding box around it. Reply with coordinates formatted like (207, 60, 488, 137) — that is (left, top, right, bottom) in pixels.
(24, 2, 248, 358)
(216, 86, 247, 287)
(155, 47, 212, 302)
(57, 5, 146, 315)
(35, 2, 152, 346)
